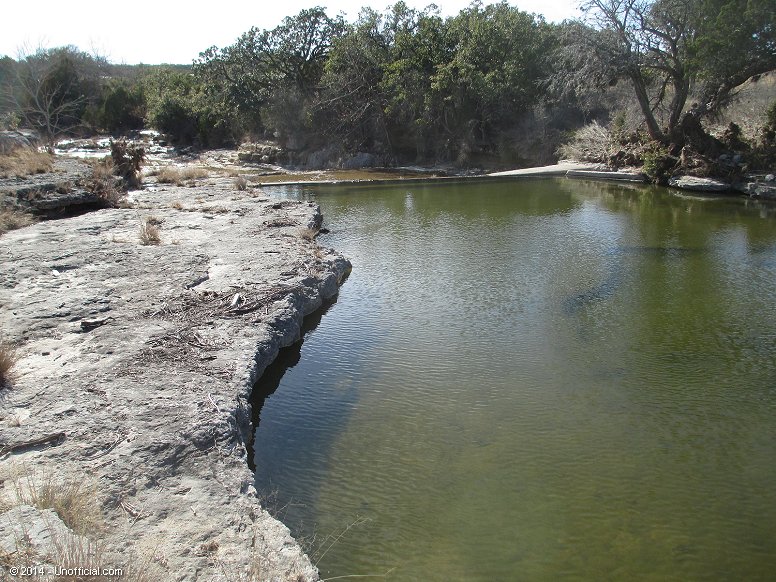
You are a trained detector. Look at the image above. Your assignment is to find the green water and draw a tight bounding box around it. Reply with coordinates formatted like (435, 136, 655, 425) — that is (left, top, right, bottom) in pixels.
(254, 178, 776, 581)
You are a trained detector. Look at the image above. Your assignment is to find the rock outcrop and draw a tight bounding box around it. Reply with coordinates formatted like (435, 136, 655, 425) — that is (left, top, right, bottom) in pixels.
(0, 177, 350, 580)
(668, 175, 732, 192)
(0, 157, 103, 214)
(0, 130, 40, 155)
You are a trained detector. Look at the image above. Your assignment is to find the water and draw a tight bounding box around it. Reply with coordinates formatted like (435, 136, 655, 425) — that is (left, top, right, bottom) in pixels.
(253, 178, 776, 581)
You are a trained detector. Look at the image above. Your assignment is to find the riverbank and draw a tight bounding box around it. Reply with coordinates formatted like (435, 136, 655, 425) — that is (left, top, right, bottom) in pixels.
(0, 170, 349, 580)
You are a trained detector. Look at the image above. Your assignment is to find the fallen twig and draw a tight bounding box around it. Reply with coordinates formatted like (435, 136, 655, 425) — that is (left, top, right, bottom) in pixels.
(0, 431, 66, 457)
(222, 285, 302, 316)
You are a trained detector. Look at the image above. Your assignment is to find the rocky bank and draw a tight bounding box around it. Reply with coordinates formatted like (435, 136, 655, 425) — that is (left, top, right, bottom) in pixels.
(0, 172, 350, 580)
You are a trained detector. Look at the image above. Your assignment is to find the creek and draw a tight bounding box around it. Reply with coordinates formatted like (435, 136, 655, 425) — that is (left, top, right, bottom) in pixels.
(254, 178, 776, 581)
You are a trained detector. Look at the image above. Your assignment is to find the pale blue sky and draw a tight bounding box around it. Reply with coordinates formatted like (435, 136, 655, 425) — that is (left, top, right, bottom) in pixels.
(2, 1, 581, 64)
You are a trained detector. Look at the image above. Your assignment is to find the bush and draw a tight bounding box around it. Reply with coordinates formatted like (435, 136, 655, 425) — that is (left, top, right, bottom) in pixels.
(150, 96, 198, 144)
(642, 143, 676, 184)
(557, 121, 613, 163)
(86, 158, 123, 207)
(110, 138, 145, 189)
(100, 81, 146, 132)
(750, 99, 776, 170)
(0, 339, 18, 388)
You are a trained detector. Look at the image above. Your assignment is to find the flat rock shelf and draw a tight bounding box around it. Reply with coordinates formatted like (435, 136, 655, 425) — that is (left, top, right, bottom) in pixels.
(0, 180, 350, 581)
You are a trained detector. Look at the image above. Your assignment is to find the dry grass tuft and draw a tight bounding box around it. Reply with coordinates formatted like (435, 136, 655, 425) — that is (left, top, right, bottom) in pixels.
(9, 472, 101, 535)
(156, 166, 209, 185)
(0, 148, 53, 178)
(557, 121, 614, 163)
(234, 175, 248, 191)
(170, 200, 184, 210)
(0, 340, 18, 389)
(0, 206, 37, 236)
(88, 157, 115, 182)
(299, 226, 319, 241)
(52, 535, 155, 582)
(139, 217, 161, 245)
(0, 468, 159, 581)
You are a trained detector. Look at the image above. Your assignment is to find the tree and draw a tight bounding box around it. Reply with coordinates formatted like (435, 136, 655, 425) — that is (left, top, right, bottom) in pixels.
(430, 1, 547, 158)
(8, 47, 105, 144)
(99, 80, 146, 132)
(569, 0, 776, 147)
(194, 7, 346, 144)
(316, 8, 393, 152)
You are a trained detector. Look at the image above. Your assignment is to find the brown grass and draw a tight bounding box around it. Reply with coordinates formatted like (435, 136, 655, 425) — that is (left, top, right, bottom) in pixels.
(0, 206, 37, 236)
(0, 148, 53, 178)
(86, 158, 125, 208)
(714, 71, 776, 140)
(87, 157, 115, 181)
(1, 468, 158, 582)
(0, 340, 18, 389)
(156, 166, 209, 185)
(139, 217, 161, 245)
(234, 175, 248, 191)
(298, 226, 319, 241)
(8, 472, 101, 535)
(52, 535, 156, 582)
(0, 523, 157, 582)
(557, 121, 614, 163)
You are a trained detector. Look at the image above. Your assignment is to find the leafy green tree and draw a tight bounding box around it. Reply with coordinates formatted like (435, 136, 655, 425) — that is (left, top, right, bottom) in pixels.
(143, 68, 200, 144)
(430, 1, 547, 160)
(380, 2, 448, 158)
(195, 7, 346, 145)
(316, 8, 392, 151)
(99, 80, 146, 132)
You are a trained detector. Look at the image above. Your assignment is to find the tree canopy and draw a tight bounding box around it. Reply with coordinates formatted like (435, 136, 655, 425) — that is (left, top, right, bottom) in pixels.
(565, 0, 776, 146)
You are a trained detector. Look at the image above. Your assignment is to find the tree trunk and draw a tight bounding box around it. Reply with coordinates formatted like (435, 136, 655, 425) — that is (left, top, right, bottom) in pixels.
(670, 106, 723, 155)
(630, 70, 664, 142)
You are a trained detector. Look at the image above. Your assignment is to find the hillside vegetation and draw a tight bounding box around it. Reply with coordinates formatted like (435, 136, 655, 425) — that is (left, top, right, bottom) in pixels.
(1, 0, 774, 174)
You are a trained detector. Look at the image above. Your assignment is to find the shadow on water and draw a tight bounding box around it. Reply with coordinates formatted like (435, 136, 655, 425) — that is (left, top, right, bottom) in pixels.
(246, 297, 337, 472)
(562, 246, 705, 315)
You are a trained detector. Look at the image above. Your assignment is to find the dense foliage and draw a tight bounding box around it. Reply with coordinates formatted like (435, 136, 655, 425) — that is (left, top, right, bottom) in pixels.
(1, 1, 773, 168)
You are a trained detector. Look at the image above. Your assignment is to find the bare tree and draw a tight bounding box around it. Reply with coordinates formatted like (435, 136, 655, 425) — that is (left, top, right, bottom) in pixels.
(562, 0, 776, 147)
(5, 46, 105, 147)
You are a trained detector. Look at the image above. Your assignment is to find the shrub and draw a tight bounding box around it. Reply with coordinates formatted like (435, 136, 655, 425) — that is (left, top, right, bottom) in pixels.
(750, 99, 776, 170)
(149, 96, 198, 144)
(642, 143, 676, 184)
(110, 139, 145, 189)
(99, 81, 146, 132)
(86, 158, 123, 207)
(721, 122, 750, 151)
(0, 339, 18, 388)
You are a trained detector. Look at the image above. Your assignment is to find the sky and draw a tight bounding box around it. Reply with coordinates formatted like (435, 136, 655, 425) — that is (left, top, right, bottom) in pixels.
(1, 1, 582, 65)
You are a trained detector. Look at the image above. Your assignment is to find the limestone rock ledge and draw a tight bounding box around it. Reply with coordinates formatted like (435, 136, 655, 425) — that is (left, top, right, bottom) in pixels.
(0, 192, 350, 581)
